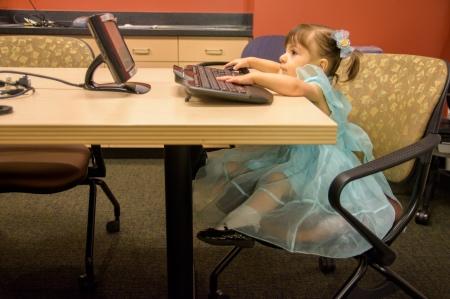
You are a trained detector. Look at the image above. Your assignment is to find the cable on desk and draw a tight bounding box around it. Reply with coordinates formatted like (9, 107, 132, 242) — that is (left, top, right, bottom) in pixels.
(0, 74, 35, 99)
(0, 70, 84, 88)
(0, 87, 35, 99)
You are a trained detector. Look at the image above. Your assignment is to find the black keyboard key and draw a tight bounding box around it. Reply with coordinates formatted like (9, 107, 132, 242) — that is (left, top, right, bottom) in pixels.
(205, 68, 221, 90)
(216, 80, 230, 91)
(195, 65, 211, 89)
(193, 73, 200, 87)
(225, 82, 238, 93)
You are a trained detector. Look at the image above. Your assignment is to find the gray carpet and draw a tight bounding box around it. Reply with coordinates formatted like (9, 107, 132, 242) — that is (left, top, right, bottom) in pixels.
(0, 158, 448, 299)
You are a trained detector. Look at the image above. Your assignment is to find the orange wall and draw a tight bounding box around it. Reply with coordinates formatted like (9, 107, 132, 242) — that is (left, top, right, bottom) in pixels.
(254, 0, 450, 59)
(0, 0, 253, 13)
(1, 0, 448, 59)
(443, 34, 450, 62)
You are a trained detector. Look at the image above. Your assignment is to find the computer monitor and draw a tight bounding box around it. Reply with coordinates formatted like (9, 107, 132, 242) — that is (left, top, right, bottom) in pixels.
(84, 13, 150, 94)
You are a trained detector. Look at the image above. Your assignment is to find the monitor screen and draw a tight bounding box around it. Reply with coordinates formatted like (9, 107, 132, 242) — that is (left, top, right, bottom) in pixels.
(87, 13, 136, 84)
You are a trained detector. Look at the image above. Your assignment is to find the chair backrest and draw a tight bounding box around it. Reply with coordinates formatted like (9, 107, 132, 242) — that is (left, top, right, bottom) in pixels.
(353, 45, 383, 53)
(0, 35, 94, 67)
(241, 35, 384, 62)
(335, 54, 449, 183)
(241, 35, 286, 62)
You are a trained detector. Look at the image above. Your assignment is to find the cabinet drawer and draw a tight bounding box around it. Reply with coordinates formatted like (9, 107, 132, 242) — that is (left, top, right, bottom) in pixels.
(125, 37, 178, 62)
(135, 61, 178, 68)
(179, 37, 249, 62)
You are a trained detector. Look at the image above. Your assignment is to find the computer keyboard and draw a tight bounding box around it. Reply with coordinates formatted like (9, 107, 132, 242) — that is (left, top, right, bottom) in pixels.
(173, 64, 273, 104)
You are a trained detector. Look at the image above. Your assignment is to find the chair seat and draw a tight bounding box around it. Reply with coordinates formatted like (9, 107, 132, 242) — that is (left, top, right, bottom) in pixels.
(0, 145, 91, 193)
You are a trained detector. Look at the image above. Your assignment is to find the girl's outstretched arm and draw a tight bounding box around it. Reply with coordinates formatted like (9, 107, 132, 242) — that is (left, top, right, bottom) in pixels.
(225, 57, 281, 73)
(219, 72, 312, 96)
(218, 72, 331, 115)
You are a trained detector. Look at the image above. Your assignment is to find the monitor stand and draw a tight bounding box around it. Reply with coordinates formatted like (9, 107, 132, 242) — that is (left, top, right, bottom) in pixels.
(84, 55, 151, 94)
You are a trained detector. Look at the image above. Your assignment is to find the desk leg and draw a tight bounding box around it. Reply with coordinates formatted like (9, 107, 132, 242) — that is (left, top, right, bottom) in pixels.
(164, 145, 194, 299)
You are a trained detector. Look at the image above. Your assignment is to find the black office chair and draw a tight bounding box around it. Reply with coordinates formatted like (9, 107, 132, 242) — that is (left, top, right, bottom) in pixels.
(207, 34, 383, 65)
(199, 54, 450, 299)
(0, 36, 120, 289)
(240, 35, 286, 62)
(416, 93, 450, 224)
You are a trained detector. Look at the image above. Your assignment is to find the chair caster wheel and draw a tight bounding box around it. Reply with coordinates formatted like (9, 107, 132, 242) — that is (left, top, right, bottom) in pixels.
(106, 219, 120, 233)
(78, 273, 96, 291)
(415, 209, 429, 225)
(208, 290, 230, 299)
(319, 256, 336, 274)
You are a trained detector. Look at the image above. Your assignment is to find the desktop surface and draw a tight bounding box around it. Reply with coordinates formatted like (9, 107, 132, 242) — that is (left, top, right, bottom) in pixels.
(0, 67, 336, 146)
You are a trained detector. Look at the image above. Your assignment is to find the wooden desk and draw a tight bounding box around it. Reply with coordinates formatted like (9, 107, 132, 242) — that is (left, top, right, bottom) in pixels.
(0, 68, 337, 298)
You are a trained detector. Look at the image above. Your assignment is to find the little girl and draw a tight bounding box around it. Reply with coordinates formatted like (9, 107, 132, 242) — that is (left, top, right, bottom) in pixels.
(194, 24, 400, 258)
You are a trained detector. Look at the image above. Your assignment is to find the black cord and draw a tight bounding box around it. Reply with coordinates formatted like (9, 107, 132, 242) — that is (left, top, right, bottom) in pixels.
(0, 71, 84, 88)
(0, 87, 35, 99)
(28, 0, 37, 11)
(0, 70, 81, 100)
(22, 0, 58, 27)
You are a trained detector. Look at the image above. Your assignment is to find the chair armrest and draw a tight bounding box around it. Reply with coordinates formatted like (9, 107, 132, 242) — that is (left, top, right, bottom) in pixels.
(328, 133, 441, 265)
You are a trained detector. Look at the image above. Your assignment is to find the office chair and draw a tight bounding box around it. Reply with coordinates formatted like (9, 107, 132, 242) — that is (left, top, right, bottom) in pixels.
(416, 93, 450, 224)
(241, 35, 382, 61)
(200, 54, 450, 299)
(0, 35, 94, 67)
(0, 35, 120, 289)
(240, 35, 286, 62)
(200, 35, 383, 71)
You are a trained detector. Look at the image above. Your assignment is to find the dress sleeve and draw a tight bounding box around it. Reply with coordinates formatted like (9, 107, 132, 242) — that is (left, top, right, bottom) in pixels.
(296, 64, 348, 123)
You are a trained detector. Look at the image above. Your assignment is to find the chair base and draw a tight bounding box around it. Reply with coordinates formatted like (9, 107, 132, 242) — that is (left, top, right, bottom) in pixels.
(78, 273, 96, 291)
(208, 290, 230, 299)
(207, 247, 428, 299)
(319, 256, 336, 274)
(342, 281, 397, 299)
(106, 219, 120, 233)
(79, 178, 120, 290)
(334, 256, 427, 299)
(415, 208, 430, 224)
(415, 156, 440, 225)
(209, 246, 243, 299)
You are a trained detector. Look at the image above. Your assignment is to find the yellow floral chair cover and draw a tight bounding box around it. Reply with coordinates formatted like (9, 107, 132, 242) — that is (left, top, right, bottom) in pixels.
(335, 54, 448, 183)
(0, 35, 94, 67)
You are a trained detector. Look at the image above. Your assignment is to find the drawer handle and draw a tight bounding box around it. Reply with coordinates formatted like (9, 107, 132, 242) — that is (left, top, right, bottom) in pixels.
(205, 49, 223, 56)
(132, 48, 151, 55)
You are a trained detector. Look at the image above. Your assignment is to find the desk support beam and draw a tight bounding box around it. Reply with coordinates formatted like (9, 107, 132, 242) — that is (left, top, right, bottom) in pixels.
(164, 145, 194, 299)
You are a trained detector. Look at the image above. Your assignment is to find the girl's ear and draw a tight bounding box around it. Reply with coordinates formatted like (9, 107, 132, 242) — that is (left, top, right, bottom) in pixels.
(318, 58, 329, 72)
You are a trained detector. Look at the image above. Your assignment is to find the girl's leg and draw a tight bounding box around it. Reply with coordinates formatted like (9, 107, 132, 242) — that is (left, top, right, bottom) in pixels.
(295, 215, 348, 243)
(218, 172, 291, 230)
(214, 161, 254, 213)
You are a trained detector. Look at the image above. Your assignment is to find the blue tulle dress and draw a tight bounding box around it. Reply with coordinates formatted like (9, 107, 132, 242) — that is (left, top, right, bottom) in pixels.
(193, 64, 398, 258)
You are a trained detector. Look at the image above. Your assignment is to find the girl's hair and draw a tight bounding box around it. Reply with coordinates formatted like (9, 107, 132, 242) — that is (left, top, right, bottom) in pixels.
(285, 24, 361, 82)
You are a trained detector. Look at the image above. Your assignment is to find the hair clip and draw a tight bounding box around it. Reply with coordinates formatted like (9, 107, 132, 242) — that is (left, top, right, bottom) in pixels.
(332, 30, 354, 58)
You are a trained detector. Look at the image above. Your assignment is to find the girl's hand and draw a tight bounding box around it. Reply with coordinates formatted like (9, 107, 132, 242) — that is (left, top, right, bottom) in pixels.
(224, 57, 252, 70)
(217, 73, 255, 85)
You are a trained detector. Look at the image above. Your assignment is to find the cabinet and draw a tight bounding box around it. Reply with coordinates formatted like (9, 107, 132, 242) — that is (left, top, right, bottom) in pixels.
(80, 36, 178, 67)
(79, 36, 249, 67)
(178, 37, 249, 65)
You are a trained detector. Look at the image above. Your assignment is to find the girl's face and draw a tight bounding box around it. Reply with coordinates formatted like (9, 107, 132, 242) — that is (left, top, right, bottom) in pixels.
(279, 42, 324, 76)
